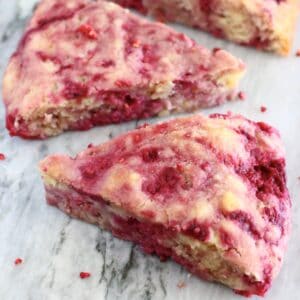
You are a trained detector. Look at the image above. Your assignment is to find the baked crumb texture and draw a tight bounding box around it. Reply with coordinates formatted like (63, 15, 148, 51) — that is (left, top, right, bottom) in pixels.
(40, 113, 291, 297)
(111, 0, 299, 55)
(2, 0, 244, 139)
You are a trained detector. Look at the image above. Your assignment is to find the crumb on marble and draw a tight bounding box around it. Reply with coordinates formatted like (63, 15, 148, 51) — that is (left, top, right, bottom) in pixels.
(260, 106, 267, 113)
(14, 258, 23, 265)
(177, 281, 186, 289)
(80, 272, 91, 279)
(238, 91, 246, 101)
(0, 153, 6, 160)
(296, 49, 300, 56)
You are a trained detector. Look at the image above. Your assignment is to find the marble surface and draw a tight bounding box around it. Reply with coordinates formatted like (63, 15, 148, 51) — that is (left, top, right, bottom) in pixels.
(1, 1, 300, 299)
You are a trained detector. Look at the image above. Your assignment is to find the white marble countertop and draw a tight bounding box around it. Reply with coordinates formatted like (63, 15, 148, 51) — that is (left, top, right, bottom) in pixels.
(1, 1, 300, 300)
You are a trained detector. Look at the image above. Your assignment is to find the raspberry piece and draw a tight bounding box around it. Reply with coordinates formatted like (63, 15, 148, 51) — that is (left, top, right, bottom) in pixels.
(77, 24, 98, 40)
(101, 60, 115, 68)
(238, 91, 246, 100)
(260, 106, 267, 113)
(14, 258, 23, 265)
(80, 272, 91, 279)
(161, 167, 180, 188)
(141, 148, 159, 162)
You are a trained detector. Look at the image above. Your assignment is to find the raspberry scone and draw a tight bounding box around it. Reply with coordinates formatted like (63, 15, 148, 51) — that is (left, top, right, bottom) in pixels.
(40, 113, 291, 297)
(2, 0, 245, 139)
(111, 0, 299, 55)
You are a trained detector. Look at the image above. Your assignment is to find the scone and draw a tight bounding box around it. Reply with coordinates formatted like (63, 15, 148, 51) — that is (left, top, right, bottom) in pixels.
(111, 0, 299, 55)
(2, 0, 244, 139)
(40, 113, 291, 297)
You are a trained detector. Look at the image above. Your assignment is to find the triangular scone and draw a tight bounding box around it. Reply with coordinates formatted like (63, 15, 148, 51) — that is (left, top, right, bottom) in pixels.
(2, 0, 244, 139)
(40, 113, 290, 296)
(111, 0, 299, 55)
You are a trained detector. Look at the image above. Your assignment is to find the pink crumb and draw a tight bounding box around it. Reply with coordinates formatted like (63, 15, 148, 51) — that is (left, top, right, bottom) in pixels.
(260, 106, 267, 113)
(87, 143, 94, 148)
(0, 153, 6, 160)
(296, 49, 300, 56)
(80, 272, 91, 279)
(238, 91, 246, 101)
(14, 258, 23, 265)
(177, 281, 187, 288)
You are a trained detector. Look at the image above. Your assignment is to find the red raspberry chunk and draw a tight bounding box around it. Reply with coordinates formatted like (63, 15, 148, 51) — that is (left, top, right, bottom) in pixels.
(14, 258, 23, 265)
(77, 24, 98, 39)
(80, 272, 91, 279)
(260, 106, 267, 113)
(141, 148, 159, 162)
(63, 80, 88, 100)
